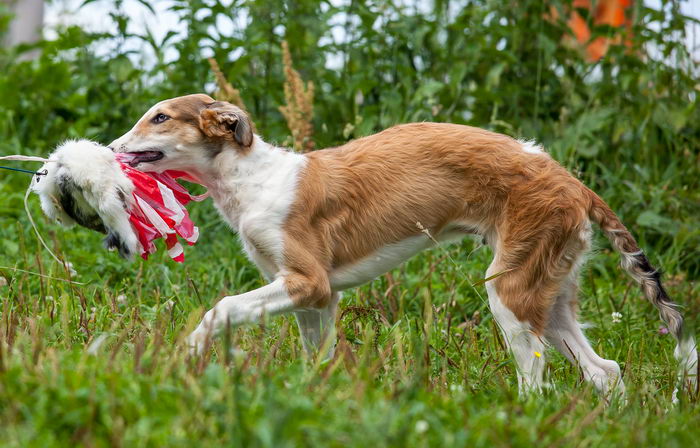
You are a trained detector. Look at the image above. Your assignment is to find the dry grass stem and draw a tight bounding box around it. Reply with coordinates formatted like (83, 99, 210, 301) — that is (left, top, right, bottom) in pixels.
(208, 58, 248, 111)
(279, 41, 315, 152)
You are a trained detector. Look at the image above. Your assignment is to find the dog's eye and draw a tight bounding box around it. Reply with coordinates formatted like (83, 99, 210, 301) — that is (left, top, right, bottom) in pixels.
(151, 113, 170, 124)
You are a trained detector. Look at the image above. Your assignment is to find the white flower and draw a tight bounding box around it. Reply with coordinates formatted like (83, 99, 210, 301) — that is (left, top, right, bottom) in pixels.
(63, 261, 77, 276)
(0, 277, 7, 287)
(164, 299, 175, 311)
(611, 312, 622, 324)
(116, 294, 127, 304)
(415, 420, 429, 434)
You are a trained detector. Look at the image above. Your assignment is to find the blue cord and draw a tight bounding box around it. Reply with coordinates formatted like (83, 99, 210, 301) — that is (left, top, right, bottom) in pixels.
(0, 165, 47, 176)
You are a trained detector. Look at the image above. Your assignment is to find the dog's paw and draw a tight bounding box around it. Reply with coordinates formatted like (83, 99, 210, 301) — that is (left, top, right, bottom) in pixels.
(186, 329, 209, 356)
(229, 347, 247, 359)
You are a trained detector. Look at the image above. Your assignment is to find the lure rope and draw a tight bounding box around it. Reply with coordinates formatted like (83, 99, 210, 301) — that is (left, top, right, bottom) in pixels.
(24, 179, 69, 268)
(0, 165, 47, 176)
(0, 155, 69, 269)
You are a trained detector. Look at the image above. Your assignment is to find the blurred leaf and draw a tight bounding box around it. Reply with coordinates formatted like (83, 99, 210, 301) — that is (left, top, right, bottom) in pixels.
(637, 210, 679, 235)
(485, 62, 506, 89)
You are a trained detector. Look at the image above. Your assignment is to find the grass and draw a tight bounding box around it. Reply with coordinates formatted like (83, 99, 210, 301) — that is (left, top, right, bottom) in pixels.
(0, 180, 698, 447)
(1, 0, 698, 444)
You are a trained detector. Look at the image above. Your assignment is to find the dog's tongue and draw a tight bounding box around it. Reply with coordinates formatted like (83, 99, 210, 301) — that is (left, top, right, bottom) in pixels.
(115, 151, 163, 167)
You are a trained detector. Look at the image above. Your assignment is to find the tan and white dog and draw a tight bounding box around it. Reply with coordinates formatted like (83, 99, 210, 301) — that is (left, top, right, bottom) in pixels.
(110, 93, 696, 396)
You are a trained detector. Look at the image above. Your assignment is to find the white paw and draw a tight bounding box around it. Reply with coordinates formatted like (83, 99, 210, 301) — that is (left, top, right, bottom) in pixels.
(186, 327, 210, 356)
(229, 347, 248, 359)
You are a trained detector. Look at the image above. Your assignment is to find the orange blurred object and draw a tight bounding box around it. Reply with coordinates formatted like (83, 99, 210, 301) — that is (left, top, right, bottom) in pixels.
(552, 0, 634, 61)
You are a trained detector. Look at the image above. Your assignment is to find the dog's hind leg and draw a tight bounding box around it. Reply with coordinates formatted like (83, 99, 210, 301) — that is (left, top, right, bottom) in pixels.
(545, 274, 624, 397)
(485, 261, 547, 393)
(485, 217, 588, 394)
(294, 292, 340, 361)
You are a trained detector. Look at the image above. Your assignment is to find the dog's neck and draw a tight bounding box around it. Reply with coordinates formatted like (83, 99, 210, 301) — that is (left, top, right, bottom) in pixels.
(198, 135, 306, 229)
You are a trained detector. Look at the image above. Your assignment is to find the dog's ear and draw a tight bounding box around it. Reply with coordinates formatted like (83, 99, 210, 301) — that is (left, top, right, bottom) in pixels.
(199, 102, 254, 149)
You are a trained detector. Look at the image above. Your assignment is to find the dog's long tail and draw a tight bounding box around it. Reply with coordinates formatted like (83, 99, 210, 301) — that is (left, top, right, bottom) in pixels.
(586, 187, 697, 393)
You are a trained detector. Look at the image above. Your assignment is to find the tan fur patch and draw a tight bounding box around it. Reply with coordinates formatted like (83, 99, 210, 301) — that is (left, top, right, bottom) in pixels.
(132, 94, 215, 137)
(281, 122, 595, 327)
(128, 94, 253, 154)
(199, 102, 253, 149)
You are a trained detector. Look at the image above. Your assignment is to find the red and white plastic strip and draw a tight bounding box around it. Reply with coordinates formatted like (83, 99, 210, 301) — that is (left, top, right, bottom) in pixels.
(115, 154, 207, 262)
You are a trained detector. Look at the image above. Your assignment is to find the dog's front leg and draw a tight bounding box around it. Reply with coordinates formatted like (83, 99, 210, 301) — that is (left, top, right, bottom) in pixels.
(187, 270, 332, 355)
(187, 277, 298, 354)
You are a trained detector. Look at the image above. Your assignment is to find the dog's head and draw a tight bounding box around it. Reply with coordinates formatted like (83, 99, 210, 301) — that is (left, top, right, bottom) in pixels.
(109, 94, 254, 174)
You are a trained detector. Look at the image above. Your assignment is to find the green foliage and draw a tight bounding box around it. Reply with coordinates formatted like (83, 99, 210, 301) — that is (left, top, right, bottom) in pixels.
(0, 1, 699, 446)
(1, 0, 698, 272)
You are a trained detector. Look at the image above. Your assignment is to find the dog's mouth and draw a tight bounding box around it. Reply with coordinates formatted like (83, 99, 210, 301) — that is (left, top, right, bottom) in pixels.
(117, 151, 164, 167)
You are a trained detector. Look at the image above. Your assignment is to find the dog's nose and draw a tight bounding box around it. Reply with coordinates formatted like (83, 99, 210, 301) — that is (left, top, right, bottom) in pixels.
(108, 137, 124, 152)
(108, 142, 127, 153)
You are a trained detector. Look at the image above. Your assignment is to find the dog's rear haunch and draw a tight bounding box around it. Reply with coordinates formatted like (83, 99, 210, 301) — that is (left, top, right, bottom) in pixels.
(109, 94, 697, 399)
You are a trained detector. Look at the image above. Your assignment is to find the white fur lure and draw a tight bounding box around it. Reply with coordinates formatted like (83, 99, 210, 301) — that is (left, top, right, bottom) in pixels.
(29, 139, 206, 262)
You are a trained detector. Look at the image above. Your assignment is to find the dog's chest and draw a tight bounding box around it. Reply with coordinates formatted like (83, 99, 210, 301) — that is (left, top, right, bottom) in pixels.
(236, 204, 289, 275)
(211, 150, 306, 276)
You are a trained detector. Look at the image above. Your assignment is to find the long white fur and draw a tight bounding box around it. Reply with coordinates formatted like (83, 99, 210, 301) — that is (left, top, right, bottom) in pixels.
(32, 140, 139, 257)
(518, 139, 545, 155)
